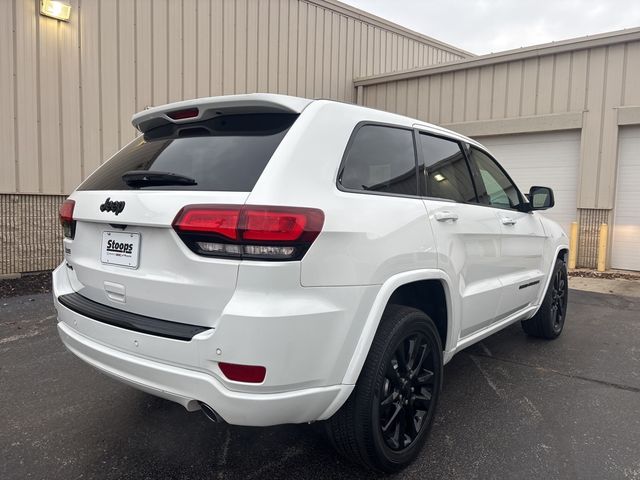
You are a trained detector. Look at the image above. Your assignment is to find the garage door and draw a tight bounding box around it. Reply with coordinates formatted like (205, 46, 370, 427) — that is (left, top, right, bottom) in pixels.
(474, 131, 580, 235)
(611, 126, 640, 271)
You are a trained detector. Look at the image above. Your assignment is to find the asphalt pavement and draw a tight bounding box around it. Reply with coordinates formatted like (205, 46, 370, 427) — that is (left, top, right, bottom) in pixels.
(1, 289, 639, 479)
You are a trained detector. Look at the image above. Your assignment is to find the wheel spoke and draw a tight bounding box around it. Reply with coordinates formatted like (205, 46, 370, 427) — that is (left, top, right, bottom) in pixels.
(389, 423, 401, 450)
(381, 403, 403, 433)
(397, 408, 409, 448)
(409, 344, 428, 379)
(387, 358, 402, 386)
(412, 390, 432, 410)
(406, 337, 418, 371)
(380, 390, 398, 407)
(415, 369, 434, 385)
(413, 410, 426, 435)
(406, 410, 419, 439)
(397, 342, 408, 372)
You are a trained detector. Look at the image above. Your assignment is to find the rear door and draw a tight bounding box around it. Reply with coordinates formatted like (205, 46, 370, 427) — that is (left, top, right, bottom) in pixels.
(466, 146, 547, 316)
(65, 112, 297, 327)
(417, 132, 504, 339)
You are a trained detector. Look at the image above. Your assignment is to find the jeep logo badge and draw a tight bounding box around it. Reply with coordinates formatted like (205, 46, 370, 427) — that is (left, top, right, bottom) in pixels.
(100, 197, 125, 216)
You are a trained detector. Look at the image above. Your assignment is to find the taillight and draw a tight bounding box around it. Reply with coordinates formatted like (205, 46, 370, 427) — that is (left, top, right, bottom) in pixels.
(218, 362, 266, 383)
(172, 208, 240, 239)
(172, 205, 324, 261)
(59, 199, 76, 239)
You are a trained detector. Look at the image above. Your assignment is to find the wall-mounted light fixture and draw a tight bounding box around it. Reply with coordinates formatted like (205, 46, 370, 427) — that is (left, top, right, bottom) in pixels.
(40, 0, 71, 21)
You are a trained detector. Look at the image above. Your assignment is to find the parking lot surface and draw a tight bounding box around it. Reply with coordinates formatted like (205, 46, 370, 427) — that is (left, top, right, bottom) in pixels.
(1, 289, 639, 479)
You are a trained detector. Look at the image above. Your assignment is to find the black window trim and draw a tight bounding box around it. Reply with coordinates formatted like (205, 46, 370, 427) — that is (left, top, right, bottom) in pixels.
(336, 122, 528, 212)
(336, 121, 422, 200)
(464, 144, 529, 212)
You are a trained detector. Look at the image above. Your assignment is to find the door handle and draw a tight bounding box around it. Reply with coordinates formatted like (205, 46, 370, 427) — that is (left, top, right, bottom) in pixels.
(500, 216, 517, 226)
(435, 211, 459, 222)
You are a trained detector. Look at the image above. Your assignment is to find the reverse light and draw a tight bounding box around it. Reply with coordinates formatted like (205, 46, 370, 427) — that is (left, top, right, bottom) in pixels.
(59, 199, 76, 238)
(219, 362, 266, 383)
(173, 205, 324, 261)
(243, 245, 295, 258)
(195, 242, 242, 255)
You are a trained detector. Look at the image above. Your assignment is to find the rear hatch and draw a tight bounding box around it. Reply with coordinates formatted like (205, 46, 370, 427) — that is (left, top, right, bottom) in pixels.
(64, 100, 303, 328)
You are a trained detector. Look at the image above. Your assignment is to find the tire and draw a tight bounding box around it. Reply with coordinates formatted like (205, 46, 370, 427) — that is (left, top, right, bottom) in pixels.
(325, 304, 443, 473)
(521, 257, 569, 339)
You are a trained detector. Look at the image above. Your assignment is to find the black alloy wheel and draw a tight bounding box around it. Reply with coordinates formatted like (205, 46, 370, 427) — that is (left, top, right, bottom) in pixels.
(521, 257, 569, 339)
(325, 305, 443, 472)
(550, 267, 568, 333)
(378, 333, 438, 451)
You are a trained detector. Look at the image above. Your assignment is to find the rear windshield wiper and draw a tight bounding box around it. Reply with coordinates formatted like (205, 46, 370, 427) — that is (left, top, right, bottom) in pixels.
(122, 170, 197, 188)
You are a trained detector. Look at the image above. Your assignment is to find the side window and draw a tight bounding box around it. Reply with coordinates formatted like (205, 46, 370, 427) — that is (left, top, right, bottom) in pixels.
(469, 147, 521, 209)
(339, 125, 418, 196)
(418, 133, 476, 203)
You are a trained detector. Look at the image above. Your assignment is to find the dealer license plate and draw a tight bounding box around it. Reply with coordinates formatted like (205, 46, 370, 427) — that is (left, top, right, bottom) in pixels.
(101, 231, 141, 268)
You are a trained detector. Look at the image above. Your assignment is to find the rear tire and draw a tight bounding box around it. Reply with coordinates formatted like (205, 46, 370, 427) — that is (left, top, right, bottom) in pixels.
(325, 304, 443, 473)
(521, 257, 568, 339)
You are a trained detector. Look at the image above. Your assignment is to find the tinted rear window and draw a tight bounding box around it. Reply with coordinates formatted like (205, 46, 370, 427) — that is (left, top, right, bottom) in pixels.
(339, 125, 417, 196)
(79, 113, 298, 191)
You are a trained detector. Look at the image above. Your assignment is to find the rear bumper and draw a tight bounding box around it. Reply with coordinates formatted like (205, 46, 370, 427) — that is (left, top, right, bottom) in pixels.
(57, 320, 352, 426)
(52, 263, 375, 426)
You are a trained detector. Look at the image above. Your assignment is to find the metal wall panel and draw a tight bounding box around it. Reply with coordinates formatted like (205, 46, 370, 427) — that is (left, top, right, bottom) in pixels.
(0, 0, 16, 193)
(1, 0, 466, 196)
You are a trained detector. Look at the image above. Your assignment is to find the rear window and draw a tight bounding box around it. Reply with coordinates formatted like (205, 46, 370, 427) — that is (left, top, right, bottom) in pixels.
(78, 113, 298, 191)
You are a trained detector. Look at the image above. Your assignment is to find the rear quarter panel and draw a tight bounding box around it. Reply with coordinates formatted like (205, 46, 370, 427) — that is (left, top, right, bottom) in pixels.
(247, 101, 437, 287)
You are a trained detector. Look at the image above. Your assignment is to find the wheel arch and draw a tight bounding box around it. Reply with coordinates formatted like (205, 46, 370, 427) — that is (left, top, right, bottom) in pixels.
(531, 244, 569, 316)
(341, 269, 455, 386)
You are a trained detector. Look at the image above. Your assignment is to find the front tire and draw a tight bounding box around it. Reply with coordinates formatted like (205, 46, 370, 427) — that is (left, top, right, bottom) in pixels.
(325, 305, 443, 472)
(521, 257, 568, 339)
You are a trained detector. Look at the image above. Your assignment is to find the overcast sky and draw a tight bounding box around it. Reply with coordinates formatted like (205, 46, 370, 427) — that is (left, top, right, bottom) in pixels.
(341, 0, 640, 55)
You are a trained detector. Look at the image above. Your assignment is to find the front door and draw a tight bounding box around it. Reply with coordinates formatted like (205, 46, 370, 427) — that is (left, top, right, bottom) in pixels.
(466, 146, 547, 317)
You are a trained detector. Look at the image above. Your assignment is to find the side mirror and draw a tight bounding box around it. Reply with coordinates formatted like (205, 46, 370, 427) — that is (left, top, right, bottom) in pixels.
(528, 186, 554, 210)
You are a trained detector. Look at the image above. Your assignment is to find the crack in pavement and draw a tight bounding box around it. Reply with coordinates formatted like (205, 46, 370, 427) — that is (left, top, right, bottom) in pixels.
(467, 352, 640, 394)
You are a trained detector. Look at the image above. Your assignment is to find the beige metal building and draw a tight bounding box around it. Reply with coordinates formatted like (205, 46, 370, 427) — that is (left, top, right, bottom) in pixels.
(1, 0, 638, 275)
(0, 0, 468, 276)
(356, 28, 640, 271)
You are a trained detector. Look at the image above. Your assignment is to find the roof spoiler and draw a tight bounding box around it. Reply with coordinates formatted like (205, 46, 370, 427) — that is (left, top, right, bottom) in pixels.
(131, 93, 313, 134)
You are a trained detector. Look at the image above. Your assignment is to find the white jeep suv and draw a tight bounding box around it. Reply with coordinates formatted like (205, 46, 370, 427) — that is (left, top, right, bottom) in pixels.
(53, 93, 569, 472)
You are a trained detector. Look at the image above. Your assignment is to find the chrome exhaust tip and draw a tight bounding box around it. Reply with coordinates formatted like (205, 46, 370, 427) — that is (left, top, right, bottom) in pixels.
(198, 401, 224, 423)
